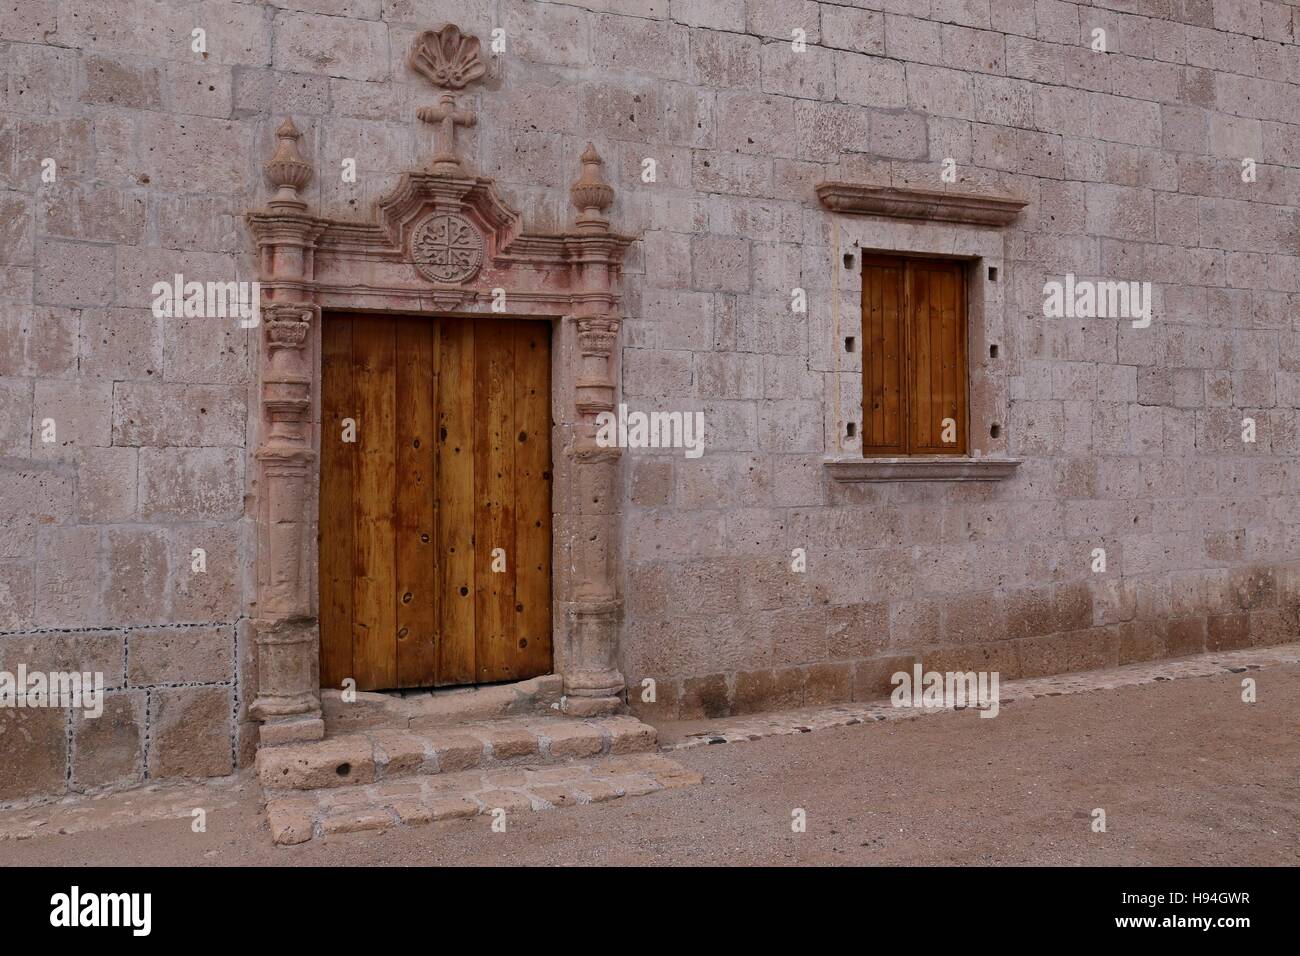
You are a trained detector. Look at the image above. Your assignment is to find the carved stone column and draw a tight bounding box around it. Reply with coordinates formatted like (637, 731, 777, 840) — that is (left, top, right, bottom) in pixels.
(560, 144, 626, 716)
(248, 119, 325, 744)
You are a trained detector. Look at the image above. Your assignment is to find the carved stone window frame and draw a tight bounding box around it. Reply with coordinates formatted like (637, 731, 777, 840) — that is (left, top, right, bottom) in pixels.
(243, 27, 634, 747)
(815, 183, 1027, 482)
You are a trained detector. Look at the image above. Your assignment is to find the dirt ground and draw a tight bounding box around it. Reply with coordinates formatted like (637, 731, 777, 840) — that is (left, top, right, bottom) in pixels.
(2, 663, 1297, 866)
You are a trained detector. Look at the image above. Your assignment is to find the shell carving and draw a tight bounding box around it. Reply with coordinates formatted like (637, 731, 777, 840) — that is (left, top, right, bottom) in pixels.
(409, 25, 486, 90)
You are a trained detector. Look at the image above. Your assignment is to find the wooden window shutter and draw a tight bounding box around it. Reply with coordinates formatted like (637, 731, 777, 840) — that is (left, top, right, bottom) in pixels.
(861, 256, 967, 456)
(860, 255, 907, 455)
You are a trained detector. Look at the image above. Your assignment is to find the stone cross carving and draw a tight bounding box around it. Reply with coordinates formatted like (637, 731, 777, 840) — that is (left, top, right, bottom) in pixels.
(409, 25, 486, 176)
(417, 92, 476, 176)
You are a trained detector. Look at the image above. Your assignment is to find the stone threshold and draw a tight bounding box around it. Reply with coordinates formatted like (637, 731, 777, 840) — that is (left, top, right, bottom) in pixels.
(660, 643, 1300, 751)
(257, 714, 657, 791)
(266, 752, 701, 845)
(321, 673, 564, 735)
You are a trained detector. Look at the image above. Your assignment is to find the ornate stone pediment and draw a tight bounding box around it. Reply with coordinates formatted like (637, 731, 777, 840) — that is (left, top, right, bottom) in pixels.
(372, 171, 520, 277)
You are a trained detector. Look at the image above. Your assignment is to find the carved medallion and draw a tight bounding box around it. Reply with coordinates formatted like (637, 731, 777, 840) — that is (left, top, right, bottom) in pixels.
(411, 212, 484, 283)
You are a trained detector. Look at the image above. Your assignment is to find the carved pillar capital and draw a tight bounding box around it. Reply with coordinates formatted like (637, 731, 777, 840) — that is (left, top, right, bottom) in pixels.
(576, 315, 619, 357)
(259, 301, 316, 456)
(264, 302, 315, 354)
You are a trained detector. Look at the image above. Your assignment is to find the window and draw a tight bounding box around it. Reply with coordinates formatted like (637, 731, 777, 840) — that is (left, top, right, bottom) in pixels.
(860, 254, 968, 456)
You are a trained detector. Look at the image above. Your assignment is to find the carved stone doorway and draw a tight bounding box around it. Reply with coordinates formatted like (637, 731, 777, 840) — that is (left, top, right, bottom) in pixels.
(244, 25, 634, 746)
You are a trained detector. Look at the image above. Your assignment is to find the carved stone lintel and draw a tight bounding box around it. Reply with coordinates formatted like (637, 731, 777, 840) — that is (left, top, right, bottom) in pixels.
(815, 182, 1028, 226)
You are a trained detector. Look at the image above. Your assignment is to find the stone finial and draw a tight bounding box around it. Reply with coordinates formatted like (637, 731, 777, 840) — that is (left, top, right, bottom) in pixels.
(409, 25, 486, 90)
(570, 143, 614, 234)
(264, 118, 313, 211)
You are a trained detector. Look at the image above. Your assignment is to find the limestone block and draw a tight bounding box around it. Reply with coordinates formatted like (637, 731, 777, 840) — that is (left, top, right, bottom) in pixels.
(128, 626, 234, 685)
(72, 690, 144, 790)
(0, 707, 66, 802)
(138, 447, 244, 520)
(257, 734, 375, 789)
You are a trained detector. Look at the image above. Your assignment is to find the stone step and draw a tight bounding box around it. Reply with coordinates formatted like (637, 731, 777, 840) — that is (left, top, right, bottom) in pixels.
(265, 751, 701, 845)
(256, 715, 657, 792)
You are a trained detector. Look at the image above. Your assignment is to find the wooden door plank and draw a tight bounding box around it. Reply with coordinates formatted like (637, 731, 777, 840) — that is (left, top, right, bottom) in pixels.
(394, 317, 438, 687)
(319, 315, 354, 690)
(511, 320, 552, 680)
(351, 316, 398, 689)
(436, 317, 476, 686)
(473, 319, 517, 683)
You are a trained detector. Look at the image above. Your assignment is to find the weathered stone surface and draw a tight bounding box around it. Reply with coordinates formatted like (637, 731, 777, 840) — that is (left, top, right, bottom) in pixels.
(148, 687, 233, 779)
(137, 448, 243, 520)
(71, 691, 144, 790)
(527, 783, 578, 807)
(319, 807, 393, 835)
(424, 731, 485, 773)
(534, 721, 604, 758)
(371, 729, 430, 777)
(428, 795, 480, 820)
(598, 715, 658, 754)
(101, 527, 168, 626)
(127, 627, 234, 685)
(267, 797, 316, 845)
(469, 723, 540, 761)
(473, 788, 535, 813)
(0, 707, 66, 803)
(257, 735, 375, 790)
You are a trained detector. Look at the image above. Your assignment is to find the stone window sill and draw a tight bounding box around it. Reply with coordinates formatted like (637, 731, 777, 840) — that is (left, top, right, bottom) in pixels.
(823, 456, 1023, 482)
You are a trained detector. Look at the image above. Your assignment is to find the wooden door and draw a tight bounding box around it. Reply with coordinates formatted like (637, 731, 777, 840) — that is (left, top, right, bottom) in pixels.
(319, 314, 553, 690)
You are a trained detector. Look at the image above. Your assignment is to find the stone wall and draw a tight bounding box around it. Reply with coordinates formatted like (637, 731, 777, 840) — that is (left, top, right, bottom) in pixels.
(2, 0, 1299, 801)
